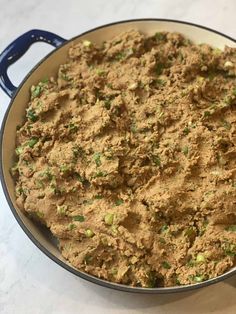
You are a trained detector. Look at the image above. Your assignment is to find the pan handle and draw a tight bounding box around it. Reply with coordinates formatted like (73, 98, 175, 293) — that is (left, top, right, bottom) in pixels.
(0, 29, 66, 98)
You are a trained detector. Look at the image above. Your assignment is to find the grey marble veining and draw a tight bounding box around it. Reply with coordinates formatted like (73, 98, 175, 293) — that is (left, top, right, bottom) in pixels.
(0, 0, 235, 313)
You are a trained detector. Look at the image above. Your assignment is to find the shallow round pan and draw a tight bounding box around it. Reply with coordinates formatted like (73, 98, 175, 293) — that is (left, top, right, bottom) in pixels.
(0, 19, 235, 293)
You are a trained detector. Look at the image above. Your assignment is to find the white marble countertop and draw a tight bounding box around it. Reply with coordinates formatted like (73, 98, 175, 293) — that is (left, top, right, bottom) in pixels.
(0, 0, 235, 313)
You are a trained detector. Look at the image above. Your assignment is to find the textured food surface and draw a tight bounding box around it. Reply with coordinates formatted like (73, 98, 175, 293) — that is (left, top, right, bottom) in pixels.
(13, 30, 236, 287)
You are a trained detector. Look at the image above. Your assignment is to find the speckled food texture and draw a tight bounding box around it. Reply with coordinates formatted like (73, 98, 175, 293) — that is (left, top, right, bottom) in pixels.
(12, 30, 236, 288)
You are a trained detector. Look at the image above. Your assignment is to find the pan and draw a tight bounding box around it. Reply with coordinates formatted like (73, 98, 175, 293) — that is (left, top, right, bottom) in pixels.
(0, 19, 235, 293)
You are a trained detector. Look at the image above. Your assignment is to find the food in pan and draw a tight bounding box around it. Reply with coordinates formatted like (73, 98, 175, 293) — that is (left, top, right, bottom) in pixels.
(12, 30, 236, 287)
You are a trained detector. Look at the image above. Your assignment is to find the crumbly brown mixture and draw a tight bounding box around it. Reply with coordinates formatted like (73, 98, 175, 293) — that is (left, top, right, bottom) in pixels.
(12, 30, 236, 287)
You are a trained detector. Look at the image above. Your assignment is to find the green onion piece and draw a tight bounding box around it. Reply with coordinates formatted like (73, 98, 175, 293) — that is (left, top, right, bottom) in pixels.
(85, 228, 94, 238)
(115, 199, 124, 206)
(27, 109, 38, 122)
(68, 223, 76, 231)
(203, 111, 211, 118)
(162, 261, 171, 269)
(28, 138, 38, 148)
(196, 253, 205, 263)
(152, 155, 161, 166)
(225, 225, 236, 232)
(155, 63, 164, 75)
(94, 194, 103, 199)
(41, 77, 49, 84)
(160, 224, 168, 233)
(183, 127, 190, 135)
(31, 85, 41, 99)
(93, 171, 107, 178)
(84, 255, 93, 264)
(93, 152, 101, 167)
(73, 215, 85, 222)
(104, 99, 111, 110)
(36, 211, 44, 218)
(74, 173, 85, 183)
(193, 275, 204, 283)
(182, 146, 189, 156)
(104, 213, 114, 225)
(221, 119, 231, 130)
(83, 40, 92, 47)
(155, 32, 166, 41)
(56, 205, 68, 215)
(15, 146, 23, 155)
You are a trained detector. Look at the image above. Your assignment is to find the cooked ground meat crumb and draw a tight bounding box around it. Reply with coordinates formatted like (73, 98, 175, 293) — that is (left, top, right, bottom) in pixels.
(12, 30, 236, 288)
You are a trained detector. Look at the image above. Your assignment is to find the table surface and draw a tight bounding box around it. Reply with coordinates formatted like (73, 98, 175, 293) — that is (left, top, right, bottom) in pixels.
(0, 0, 235, 313)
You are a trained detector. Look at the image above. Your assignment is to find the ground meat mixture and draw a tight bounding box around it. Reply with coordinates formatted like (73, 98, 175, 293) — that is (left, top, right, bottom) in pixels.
(12, 30, 236, 288)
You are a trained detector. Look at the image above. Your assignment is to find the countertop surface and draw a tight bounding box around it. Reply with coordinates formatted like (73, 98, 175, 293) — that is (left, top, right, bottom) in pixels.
(0, 0, 235, 313)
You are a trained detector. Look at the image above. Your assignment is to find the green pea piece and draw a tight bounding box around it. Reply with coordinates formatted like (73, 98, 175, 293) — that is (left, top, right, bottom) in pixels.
(104, 213, 114, 225)
(85, 228, 94, 238)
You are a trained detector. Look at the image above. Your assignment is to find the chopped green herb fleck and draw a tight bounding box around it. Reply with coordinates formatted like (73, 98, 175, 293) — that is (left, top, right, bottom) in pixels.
(104, 213, 114, 225)
(162, 261, 171, 269)
(73, 215, 85, 222)
(85, 228, 94, 238)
